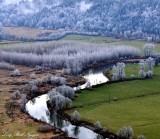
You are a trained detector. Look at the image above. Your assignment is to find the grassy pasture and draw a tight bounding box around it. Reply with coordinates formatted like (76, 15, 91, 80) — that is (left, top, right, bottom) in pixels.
(68, 64, 160, 138)
(63, 35, 160, 53)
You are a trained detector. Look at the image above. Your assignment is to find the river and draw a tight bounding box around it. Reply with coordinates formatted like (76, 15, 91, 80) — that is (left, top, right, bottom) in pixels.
(26, 64, 111, 139)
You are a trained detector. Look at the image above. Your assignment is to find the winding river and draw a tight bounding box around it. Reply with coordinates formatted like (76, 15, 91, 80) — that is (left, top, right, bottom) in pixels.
(26, 64, 111, 139)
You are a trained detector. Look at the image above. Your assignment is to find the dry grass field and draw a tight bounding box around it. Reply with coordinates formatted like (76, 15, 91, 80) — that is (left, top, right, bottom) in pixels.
(3, 27, 58, 39)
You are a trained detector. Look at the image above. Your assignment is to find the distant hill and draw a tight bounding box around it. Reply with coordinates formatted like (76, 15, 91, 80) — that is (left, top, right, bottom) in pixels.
(0, 0, 160, 42)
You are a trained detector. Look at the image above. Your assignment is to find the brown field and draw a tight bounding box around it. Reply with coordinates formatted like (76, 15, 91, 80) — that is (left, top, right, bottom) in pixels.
(0, 66, 58, 139)
(3, 26, 58, 39)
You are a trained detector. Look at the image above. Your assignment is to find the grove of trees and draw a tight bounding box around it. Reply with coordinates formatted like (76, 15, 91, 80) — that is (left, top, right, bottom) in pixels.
(0, 41, 140, 75)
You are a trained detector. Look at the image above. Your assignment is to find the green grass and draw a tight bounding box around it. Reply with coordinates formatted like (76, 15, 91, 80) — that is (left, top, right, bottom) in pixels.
(72, 94, 160, 139)
(68, 65, 160, 138)
(63, 35, 119, 43)
(62, 35, 160, 53)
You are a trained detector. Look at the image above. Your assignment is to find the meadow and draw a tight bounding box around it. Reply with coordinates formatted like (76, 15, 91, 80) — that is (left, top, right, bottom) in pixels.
(63, 34, 160, 53)
(68, 63, 160, 138)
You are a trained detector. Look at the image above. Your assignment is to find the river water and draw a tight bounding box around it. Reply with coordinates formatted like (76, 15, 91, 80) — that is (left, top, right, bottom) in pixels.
(26, 64, 110, 139)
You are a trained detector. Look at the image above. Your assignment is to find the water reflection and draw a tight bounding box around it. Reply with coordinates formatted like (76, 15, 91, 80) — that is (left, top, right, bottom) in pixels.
(26, 65, 110, 139)
(75, 65, 110, 90)
(26, 95, 105, 139)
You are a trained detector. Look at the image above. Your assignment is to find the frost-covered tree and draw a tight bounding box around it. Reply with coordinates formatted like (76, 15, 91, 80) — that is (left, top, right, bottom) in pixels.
(31, 85, 38, 93)
(143, 44, 155, 57)
(48, 93, 72, 110)
(146, 57, 155, 71)
(139, 60, 146, 79)
(112, 62, 126, 81)
(50, 76, 66, 85)
(139, 57, 155, 79)
(0, 41, 140, 75)
(10, 69, 21, 77)
(71, 111, 80, 123)
(117, 126, 134, 139)
(56, 85, 75, 99)
(112, 65, 118, 81)
(86, 81, 91, 89)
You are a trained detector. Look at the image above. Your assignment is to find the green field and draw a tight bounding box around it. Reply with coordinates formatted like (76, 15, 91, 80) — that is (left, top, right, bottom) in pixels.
(68, 64, 160, 138)
(63, 35, 160, 53)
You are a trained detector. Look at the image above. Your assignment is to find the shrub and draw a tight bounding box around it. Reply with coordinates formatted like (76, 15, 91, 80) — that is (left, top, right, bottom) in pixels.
(42, 73, 53, 84)
(19, 98, 28, 113)
(117, 126, 134, 139)
(71, 111, 80, 123)
(31, 85, 38, 93)
(86, 81, 92, 89)
(30, 73, 36, 79)
(10, 69, 21, 77)
(50, 76, 66, 85)
(94, 121, 102, 130)
(12, 90, 21, 99)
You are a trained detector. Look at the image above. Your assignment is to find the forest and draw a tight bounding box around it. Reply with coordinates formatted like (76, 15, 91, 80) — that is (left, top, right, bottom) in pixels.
(0, 0, 160, 42)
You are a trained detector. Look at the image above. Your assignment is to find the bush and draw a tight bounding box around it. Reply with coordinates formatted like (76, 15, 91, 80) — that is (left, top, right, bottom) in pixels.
(94, 121, 102, 130)
(117, 126, 134, 139)
(10, 69, 21, 77)
(71, 111, 80, 123)
(30, 73, 36, 79)
(19, 98, 28, 113)
(12, 90, 21, 99)
(50, 76, 66, 86)
(31, 85, 38, 93)
(48, 93, 72, 110)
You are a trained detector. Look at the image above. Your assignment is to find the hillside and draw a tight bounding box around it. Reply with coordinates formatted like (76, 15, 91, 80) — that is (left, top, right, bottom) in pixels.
(0, 0, 160, 42)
